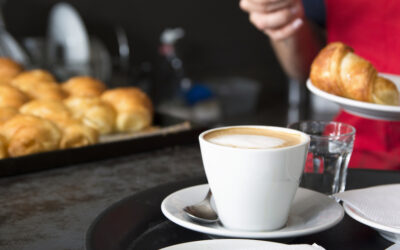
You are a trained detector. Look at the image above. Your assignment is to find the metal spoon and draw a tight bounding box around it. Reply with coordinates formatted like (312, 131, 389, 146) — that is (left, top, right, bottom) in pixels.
(183, 189, 219, 223)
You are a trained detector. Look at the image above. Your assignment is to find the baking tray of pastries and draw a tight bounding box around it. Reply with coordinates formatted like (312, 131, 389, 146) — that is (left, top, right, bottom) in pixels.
(0, 113, 200, 177)
(0, 58, 203, 177)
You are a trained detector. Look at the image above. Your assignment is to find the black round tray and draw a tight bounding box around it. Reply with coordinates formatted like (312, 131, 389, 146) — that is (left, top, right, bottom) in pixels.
(86, 171, 395, 250)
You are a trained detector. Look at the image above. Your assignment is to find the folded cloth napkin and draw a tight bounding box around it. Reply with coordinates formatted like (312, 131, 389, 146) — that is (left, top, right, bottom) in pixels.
(334, 184, 400, 229)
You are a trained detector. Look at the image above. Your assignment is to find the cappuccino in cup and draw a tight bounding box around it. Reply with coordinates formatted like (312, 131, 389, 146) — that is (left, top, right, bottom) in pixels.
(203, 127, 302, 149)
(199, 126, 310, 231)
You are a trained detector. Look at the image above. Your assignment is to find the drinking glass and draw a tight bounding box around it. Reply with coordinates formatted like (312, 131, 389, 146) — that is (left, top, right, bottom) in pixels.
(288, 121, 356, 195)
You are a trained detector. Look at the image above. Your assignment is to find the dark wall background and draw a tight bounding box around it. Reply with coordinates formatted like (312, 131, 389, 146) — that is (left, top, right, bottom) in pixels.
(3, 0, 288, 109)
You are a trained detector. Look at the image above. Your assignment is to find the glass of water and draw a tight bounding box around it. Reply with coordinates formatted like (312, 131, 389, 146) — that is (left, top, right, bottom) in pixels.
(288, 121, 356, 195)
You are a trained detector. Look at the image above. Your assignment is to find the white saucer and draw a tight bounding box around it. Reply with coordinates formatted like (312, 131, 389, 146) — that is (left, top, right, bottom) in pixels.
(47, 3, 90, 65)
(343, 203, 400, 243)
(160, 239, 324, 250)
(161, 184, 344, 239)
(307, 73, 400, 121)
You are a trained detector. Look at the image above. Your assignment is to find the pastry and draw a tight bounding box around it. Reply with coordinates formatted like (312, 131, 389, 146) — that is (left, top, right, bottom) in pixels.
(62, 76, 107, 97)
(10, 69, 66, 101)
(0, 107, 18, 126)
(51, 118, 99, 149)
(31, 83, 67, 101)
(372, 76, 400, 105)
(310, 42, 399, 105)
(12, 69, 56, 86)
(13, 79, 66, 101)
(0, 84, 29, 108)
(0, 135, 7, 159)
(64, 96, 116, 134)
(20, 99, 72, 121)
(0, 57, 23, 85)
(0, 114, 61, 157)
(101, 87, 153, 132)
(20, 100, 98, 148)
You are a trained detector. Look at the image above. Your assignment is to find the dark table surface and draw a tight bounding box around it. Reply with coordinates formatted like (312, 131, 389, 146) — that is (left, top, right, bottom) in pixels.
(86, 169, 400, 250)
(2, 140, 399, 250)
(0, 105, 292, 250)
(0, 144, 205, 250)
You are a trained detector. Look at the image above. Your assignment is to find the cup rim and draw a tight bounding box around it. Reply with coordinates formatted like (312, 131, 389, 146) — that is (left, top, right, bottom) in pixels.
(287, 120, 356, 139)
(199, 125, 310, 152)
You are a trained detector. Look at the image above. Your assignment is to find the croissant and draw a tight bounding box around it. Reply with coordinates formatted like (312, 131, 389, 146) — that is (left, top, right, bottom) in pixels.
(0, 57, 23, 85)
(29, 83, 67, 101)
(310, 42, 399, 105)
(0, 84, 29, 108)
(0, 107, 19, 126)
(62, 76, 107, 97)
(0, 135, 7, 159)
(64, 96, 116, 134)
(12, 69, 56, 85)
(19, 100, 72, 121)
(51, 118, 99, 149)
(101, 87, 153, 132)
(0, 114, 61, 157)
(19, 100, 98, 149)
(12, 80, 66, 101)
(10, 69, 66, 101)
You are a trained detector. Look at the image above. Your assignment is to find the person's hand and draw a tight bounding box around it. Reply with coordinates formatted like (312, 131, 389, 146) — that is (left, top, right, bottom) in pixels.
(240, 0, 305, 41)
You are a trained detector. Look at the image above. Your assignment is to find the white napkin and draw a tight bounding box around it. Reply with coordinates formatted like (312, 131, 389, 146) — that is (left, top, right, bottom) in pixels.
(334, 184, 400, 229)
(386, 243, 400, 250)
(241, 243, 325, 250)
(160, 241, 325, 250)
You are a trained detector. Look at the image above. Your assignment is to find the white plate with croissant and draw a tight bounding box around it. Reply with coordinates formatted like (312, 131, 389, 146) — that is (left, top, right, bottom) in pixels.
(307, 42, 400, 121)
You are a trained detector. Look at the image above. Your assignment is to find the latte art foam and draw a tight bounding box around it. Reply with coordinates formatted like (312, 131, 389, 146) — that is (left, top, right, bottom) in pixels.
(208, 134, 286, 149)
(203, 127, 302, 149)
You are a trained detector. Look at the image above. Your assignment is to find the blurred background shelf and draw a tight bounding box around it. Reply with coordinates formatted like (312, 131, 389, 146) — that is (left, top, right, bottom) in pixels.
(2, 0, 338, 127)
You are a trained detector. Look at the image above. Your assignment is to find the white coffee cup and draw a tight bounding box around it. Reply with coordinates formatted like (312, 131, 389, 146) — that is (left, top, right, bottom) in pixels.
(199, 125, 310, 231)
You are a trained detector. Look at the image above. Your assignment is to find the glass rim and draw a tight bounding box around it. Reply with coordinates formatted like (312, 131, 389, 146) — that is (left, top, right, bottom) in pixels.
(287, 120, 356, 139)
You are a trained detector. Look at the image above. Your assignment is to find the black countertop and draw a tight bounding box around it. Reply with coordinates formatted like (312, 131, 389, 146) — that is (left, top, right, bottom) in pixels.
(1, 145, 205, 250)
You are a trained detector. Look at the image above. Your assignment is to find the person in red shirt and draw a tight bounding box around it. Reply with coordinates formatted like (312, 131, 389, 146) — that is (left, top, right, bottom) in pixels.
(239, 0, 400, 170)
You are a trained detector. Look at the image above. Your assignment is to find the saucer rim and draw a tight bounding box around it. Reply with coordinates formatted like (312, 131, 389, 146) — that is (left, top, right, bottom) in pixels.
(343, 203, 400, 235)
(161, 184, 344, 239)
(161, 239, 291, 250)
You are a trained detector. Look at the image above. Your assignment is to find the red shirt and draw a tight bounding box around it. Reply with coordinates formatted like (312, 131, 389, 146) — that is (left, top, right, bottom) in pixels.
(325, 0, 400, 170)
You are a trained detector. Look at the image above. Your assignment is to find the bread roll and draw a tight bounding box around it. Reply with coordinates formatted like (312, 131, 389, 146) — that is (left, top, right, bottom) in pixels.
(0, 114, 61, 157)
(0, 84, 29, 108)
(0, 57, 23, 85)
(19, 100, 98, 148)
(101, 87, 153, 132)
(0, 107, 18, 126)
(64, 96, 116, 134)
(310, 42, 399, 105)
(62, 76, 107, 97)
